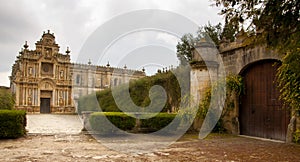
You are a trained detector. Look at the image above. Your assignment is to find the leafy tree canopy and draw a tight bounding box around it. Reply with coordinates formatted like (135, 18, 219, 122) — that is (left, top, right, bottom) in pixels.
(176, 22, 236, 64)
(214, 0, 300, 109)
(214, 0, 300, 50)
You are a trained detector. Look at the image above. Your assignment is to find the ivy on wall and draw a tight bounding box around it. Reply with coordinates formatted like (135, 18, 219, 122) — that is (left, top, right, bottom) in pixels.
(197, 74, 244, 132)
(277, 50, 300, 111)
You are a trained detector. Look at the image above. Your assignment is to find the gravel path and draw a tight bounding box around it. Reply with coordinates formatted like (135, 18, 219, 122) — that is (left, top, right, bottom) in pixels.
(1, 133, 299, 161)
(26, 114, 83, 134)
(1, 114, 296, 161)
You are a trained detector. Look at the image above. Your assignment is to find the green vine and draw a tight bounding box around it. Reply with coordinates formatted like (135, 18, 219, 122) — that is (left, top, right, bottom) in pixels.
(293, 129, 300, 144)
(198, 88, 211, 118)
(197, 74, 244, 132)
(226, 73, 244, 95)
(277, 50, 300, 111)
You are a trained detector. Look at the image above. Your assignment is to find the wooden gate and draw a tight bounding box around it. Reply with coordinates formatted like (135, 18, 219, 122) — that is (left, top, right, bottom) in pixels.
(40, 98, 51, 113)
(240, 60, 290, 141)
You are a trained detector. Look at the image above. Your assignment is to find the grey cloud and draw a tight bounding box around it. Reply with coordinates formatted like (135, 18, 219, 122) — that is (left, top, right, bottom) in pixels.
(0, 0, 222, 86)
(0, 1, 40, 44)
(0, 0, 41, 75)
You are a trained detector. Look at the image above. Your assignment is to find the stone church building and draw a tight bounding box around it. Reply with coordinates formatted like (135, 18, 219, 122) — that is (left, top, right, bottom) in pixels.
(10, 30, 145, 113)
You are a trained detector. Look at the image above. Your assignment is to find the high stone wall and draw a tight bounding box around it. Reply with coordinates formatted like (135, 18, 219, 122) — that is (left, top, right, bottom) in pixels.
(191, 37, 298, 142)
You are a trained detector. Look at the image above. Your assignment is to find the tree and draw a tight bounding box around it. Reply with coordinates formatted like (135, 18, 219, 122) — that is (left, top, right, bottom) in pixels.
(221, 21, 237, 42)
(176, 33, 195, 65)
(197, 22, 223, 46)
(214, 0, 300, 110)
(177, 23, 235, 65)
(0, 89, 15, 110)
(214, 0, 300, 47)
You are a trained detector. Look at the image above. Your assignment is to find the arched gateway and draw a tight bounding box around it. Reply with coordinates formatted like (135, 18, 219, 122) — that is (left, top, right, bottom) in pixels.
(239, 60, 290, 141)
(191, 35, 295, 142)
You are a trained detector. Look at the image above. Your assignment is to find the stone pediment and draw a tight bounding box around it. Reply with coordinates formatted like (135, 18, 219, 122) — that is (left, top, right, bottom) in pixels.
(35, 30, 58, 47)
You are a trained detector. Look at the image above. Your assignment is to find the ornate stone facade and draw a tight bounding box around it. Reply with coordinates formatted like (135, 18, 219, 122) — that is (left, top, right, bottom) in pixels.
(10, 30, 145, 113)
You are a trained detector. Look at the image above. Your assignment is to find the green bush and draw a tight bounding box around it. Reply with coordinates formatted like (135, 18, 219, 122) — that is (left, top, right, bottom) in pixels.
(0, 89, 15, 110)
(0, 110, 26, 138)
(89, 112, 179, 133)
(77, 92, 102, 114)
(78, 66, 190, 113)
(293, 129, 300, 144)
(89, 112, 136, 133)
(140, 113, 177, 131)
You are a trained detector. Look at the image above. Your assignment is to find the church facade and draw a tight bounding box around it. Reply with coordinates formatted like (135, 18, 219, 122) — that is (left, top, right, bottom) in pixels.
(10, 30, 145, 113)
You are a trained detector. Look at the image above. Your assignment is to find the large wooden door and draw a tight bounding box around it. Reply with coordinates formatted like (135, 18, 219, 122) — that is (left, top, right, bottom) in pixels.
(240, 60, 290, 141)
(40, 98, 51, 113)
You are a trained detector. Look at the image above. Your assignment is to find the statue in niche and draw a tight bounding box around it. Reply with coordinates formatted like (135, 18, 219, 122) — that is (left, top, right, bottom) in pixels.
(28, 97, 32, 105)
(60, 70, 64, 78)
(28, 88, 32, 96)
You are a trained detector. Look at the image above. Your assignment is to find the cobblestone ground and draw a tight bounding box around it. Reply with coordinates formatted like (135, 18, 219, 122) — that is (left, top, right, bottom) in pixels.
(0, 115, 299, 161)
(26, 114, 83, 134)
(0, 133, 300, 162)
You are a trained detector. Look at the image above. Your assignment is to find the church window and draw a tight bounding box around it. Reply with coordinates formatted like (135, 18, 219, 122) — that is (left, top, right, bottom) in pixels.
(76, 74, 81, 85)
(41, 63, 53, 74)
(114, 78, 118, 86)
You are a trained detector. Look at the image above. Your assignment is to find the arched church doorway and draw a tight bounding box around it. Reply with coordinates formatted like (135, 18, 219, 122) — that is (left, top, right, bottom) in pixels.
(239, 60, 290, 141)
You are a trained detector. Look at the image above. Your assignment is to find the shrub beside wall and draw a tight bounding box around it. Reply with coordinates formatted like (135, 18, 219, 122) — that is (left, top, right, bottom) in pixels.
(140, 113, 177, 131)
(0, 110, 26, 138)
(78, 66, 190, 114)
(89, 112, 136, 133)
(89, 112, 178, 134)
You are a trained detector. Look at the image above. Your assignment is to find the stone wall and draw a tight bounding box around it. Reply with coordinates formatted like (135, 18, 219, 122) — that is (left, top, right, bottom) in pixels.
(220, 44, 281, 75)
(191, 37, 299, 141)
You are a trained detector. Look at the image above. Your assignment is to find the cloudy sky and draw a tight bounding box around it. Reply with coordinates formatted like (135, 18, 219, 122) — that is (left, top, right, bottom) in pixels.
(0, 0, 223, 86)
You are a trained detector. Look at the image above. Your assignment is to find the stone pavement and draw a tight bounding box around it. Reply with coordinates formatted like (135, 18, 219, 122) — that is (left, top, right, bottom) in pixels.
(26, 114, 83, 134)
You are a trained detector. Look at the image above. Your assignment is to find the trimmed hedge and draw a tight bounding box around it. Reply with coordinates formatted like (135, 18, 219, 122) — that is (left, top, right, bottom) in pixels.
(0, 110, 26, 138)
(89, 112, 178, 134)
(140, 113, 177, 131)
(78, 66, 190, 114)
(90, 112, 136, 133)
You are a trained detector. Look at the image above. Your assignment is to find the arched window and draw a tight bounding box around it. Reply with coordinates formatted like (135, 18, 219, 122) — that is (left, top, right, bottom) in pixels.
(76, 74, 81, 85)
(114, 78, 118, 86)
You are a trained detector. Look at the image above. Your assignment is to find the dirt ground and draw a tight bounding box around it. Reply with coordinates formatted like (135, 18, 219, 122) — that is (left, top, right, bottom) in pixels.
(0, 133, 299, 162)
